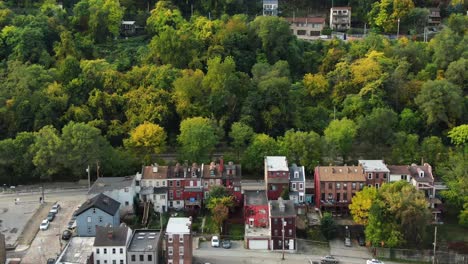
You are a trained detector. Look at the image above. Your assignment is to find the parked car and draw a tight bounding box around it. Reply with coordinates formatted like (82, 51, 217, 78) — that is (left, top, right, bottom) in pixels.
(40, 219, 50, 230)
(46, 258, 56, 264)
(366, 259, 384, 264)
(67, 220, 76, 230)
(46, 212, 55, 222)
(358, 236, 365, 246)
(50, 203, 60, 214)
(345, 237, 351, 247)
(62, 229, 72, 240)
(320, 255, 338, 264)
(211, 236, 220, 247)
(221, 240, 231, 249)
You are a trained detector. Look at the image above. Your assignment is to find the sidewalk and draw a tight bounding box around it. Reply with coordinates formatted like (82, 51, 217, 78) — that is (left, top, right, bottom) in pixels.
(16, 202, 53, 249)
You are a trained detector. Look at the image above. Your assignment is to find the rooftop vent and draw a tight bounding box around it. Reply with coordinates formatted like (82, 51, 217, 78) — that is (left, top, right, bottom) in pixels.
(137, 236, 145, 240)
(148, 236, 155, 239)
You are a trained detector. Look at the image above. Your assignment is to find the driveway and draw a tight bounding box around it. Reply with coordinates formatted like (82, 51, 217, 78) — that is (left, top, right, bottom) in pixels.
(329, 238, 372, 259)
(21, 199, 85, 264)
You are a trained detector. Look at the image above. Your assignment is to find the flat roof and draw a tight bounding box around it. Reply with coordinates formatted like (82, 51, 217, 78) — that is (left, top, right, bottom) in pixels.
(265, 156, 288, 171)
(245, 190, 268, 206)
(358, 160, 390, 172)
(88, 176, 134, 195)
(166, 217, 191, 234)
(241, 180, 266, 192)
(269, 199, 296, 218)
(127, 230, 160, 252)
(57, 237, 94, 263)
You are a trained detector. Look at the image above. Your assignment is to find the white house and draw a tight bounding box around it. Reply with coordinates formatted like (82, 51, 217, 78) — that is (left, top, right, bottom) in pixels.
(93, 225, 132, 264)
(387, 165, 411, 183)
(330, 6, 351, 31)
(88, 176, 136, 216)
(139, 164, 169, 213)
(289, 164, 306, 204)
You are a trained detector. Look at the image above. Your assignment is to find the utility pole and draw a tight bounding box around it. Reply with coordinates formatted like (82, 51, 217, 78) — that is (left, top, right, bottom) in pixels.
(41, 182, 45, 203)
(282, 218, 285, 260)
(86, 165, 90, 191)
(433, 225, 437, 264)
(397, 18, 400, 39)
(96, 160, 100, 179)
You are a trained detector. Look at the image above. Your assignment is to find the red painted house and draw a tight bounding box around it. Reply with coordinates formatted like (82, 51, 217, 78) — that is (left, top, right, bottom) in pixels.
(202, 161, 223, 199)
(224, 161, 242, 205)
(167, 163, 186, 210)
(244, 190, 270, 249)
(264, 156, 290, 200)
(183, 163, 203, 210)
(269, 198, 296, 250)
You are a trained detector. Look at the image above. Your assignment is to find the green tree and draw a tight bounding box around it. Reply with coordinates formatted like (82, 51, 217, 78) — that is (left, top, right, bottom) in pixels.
(278, 129, 321, 172)
(390, 132, 419, 164)
(178, 117, 219, 163)
(445, 58, 467, 87)
(31, 126, 62, 179)
(172, 69, 208, 120)
(124, 122, 167, 165)
(398, 108, 423, 134)
(280, 187, 290, 200)
(242, 133, 279, 173)
(320, 212, 337, 240)
(358, 108, 398, 147)
(229, 122, 254, 161)
(324, 118, 358, 163)
(448, 124, 468, 148)
(349, 187, 378, 225)
(420, 136, 446, 166)
(415, 80, 463, 130)
(366, 181, 431, 247)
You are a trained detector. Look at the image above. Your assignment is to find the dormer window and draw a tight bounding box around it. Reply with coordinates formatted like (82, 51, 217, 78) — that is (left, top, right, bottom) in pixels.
(294, 171, 299, 178)
(192, 171, 196, 178)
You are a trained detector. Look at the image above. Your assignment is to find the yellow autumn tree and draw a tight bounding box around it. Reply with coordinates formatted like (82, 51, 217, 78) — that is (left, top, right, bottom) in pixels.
(124, 122, 167, 164)
(349, 186, 378, 225)
(303, 73, 329, 97)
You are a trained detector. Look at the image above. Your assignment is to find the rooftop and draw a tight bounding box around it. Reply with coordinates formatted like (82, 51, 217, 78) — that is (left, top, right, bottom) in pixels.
(75, 193, 120, 217)
(316, 166, 365, 182)
(358, 160, 390, 173)
(245, 190, 268, 206)
(269, 198, 296, 218)
(166, 217, 191, 234)
(202, 162, 222, 178)
(409, 164, 434, 183)
(289, 164, 305, 182)
(265, 156, 288, 171)
(142, 164, 169, 180)
(88, 176, 134, 195)
(241, 180, 266, 192)
(57, 237, 94, 263)
(127, 230, 160, 252)
(94, 226, 130, 247)
(331, 6, 351, 10)
(245, 226, 270, 238)
(387, 165, 409, 175)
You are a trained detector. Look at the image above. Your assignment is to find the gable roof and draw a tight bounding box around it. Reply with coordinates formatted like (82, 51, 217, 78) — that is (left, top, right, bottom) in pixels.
(142, 165, 169, 180)
(289, 164, 305, 182)
(316, 166, 365, 182)
(94, 226, 130, 247)
(88, 176, 134, 195)
(75, 193, 120, 217)
(387, 165, 409, 175)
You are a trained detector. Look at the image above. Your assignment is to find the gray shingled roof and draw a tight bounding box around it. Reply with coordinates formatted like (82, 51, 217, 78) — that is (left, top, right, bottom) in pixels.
(88, 176, 134, 195)
(94, 226, 130, 247)
(289, 164, 304, 182)
(269, 199, 296, 218)
(245, 190, 268, 206)
(75, 193, 120, 217)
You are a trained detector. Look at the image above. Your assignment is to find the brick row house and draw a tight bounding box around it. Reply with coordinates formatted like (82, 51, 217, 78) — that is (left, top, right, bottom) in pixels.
(264, 156, 290, 200)
(288, 164, 306, 204)
(166, 217, 193, 264)
(269, 198, 296, 250)
(138, 164, 168, 213)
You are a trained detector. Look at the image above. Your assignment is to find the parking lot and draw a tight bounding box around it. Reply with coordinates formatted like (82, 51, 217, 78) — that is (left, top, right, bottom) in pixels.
(21, 199, 84, 264)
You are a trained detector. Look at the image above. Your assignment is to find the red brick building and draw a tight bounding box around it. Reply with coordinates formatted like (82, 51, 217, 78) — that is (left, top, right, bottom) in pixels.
(224, 161, 242, 205)
(358, 160, 389, 189)
(264, 156, 290, 200)
(167, 163, 186, 210)
(202, 161, 223, 199)
(314, 165, 365, 214)
(244, 190, 270, 249)
(269, 198, 296, 250)
(166, 217, 192, 264)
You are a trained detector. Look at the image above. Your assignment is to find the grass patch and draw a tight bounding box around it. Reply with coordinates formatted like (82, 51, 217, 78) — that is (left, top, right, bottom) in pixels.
(306, 226, 328, 242)
(227, 223, 244, 240)
(203, 214, 219, 234)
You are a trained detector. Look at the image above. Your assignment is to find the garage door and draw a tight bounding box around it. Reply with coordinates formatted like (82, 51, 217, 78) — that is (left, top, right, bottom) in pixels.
(249, 239, 269, 249)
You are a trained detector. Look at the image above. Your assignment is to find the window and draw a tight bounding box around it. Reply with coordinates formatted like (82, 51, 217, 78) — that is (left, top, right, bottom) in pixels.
(156, 181, 159, 187)
(368, 184, 372, 187)
(292, 183, 296, 189)
(160, 194, 165, 199)
(278, 240, 282, 247)
(179, 236, 184, 243)
(124, 187, 129, 192)
(383, 173, 387, 179)
(289, 229, 292, 236)
(368, 173, 372, 179)
(148, 255, 152, 261)
(176, 190, 182, 198)
(176, 201, 180, 205)
(112, 248, 116, 254)
(179, 246, 184, 255)
(168, 246, 173, 255)
(176, 181, 180, 187)
(375, 183, 380, 189)
(270, 185, 277, 191)
(139, 254, 144, 261)
(136, 180, 140, 186)
(87, 226, 92, 233)
(113, 260, 116, 264)
(96, 248, 100, 254)
(204, 181, 208, 187)
(328, 183, 332, 189)
(343, 183, 347, 189)
(274, 218, 278, 224)
(93, 208, 96, 213)
(169, 181, 173, 187)
(352, 183, 356, 190)
(328, 193, 333, 200)
(97, 261, 100, 264)
(336, 183, 341, 189)
(99, 216, 103, 223)
(343, 193, 348, 201)
(376, 173, 379, 179)
(169, 192, 173, 200)
(125, 201, 129, 206)
(299, 183, 303, 190)
(163, 181, 166, 186)
(104, 248, 107, 254)
(274, 229, 278, 236)
(294, 171, 299, 178)
(120, 260, 124, 264)
(131, 255, 136, 261)
(234, 186, 240, 192)
(104, 261, 107, 264)
(359, 183, 364, 190)
(120, 248, 123, 254)
(168, 260, 173, 264)
(401, 175, 407, 180)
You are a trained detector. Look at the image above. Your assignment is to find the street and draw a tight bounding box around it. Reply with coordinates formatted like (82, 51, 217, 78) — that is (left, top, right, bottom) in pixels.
(194, 241, 411, 264)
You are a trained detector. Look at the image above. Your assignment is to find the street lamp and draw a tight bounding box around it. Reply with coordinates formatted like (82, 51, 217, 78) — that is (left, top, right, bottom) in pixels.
(281, 218, 286, 260)
(397, 18, 400, 39)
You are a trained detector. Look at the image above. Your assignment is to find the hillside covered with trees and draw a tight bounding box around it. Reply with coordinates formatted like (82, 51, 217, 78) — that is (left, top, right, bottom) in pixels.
(0, 0, 466, 206)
